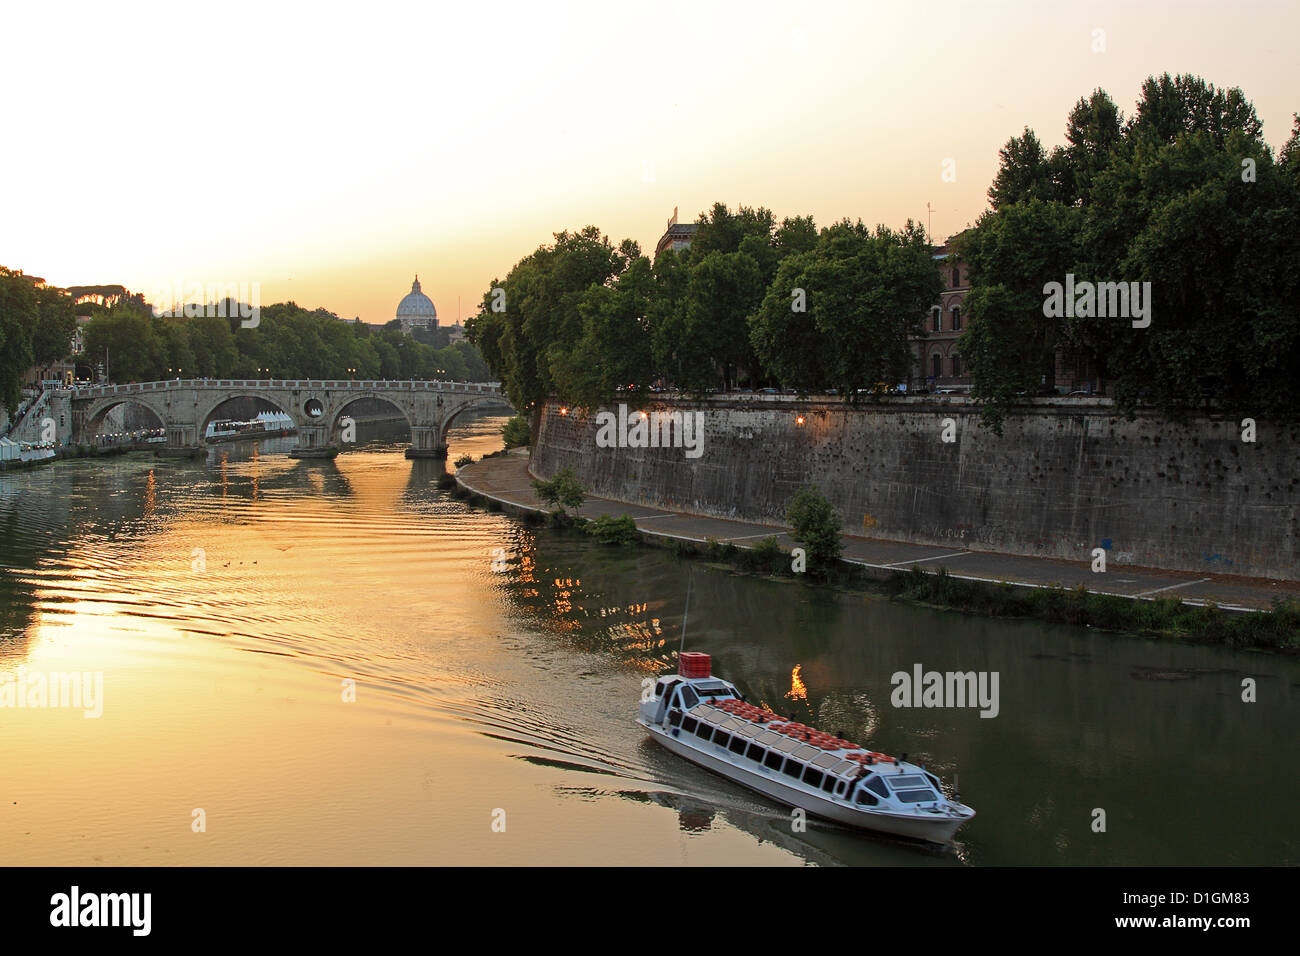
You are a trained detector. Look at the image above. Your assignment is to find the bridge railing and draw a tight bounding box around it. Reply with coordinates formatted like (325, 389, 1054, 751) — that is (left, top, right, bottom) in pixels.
(63, 379, 503, 398)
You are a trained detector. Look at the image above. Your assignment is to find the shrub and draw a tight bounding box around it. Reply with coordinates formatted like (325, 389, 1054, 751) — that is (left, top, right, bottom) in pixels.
(531, 467, 585, 514)
(744, 536, 788, 575)
(502, 415, 531, 449)
(454, 453, 474, 467)
(786, 485, 843, 573)
(586, 513, 640, 545)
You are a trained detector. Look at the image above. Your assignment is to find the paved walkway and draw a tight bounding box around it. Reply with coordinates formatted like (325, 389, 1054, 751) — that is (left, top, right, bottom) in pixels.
(455, 452, 1300, 613)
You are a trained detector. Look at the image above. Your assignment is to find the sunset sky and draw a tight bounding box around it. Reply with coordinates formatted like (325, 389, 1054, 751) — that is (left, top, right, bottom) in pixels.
(2, 0, 1296, 325)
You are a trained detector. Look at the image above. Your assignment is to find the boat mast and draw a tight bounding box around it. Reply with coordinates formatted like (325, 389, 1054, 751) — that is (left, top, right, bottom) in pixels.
(678, 565, 693, 658)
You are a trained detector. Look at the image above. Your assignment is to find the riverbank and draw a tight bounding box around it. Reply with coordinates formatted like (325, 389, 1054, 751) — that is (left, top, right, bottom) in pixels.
(453, 451, 1300, 649)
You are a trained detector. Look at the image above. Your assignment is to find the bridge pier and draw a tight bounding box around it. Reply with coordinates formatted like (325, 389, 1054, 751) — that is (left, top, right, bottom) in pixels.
(157, 423, 203, 458)
(289, 424, 339, 459)
(405, 425, 447, 460)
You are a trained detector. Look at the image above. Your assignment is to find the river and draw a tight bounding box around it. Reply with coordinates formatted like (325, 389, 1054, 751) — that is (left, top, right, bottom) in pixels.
(2, 411, 1296, 866)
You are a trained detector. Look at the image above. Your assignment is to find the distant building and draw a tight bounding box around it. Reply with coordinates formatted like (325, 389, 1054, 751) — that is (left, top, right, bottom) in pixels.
(395, 275, 437, 334)
(445, 323, 466, 344)
(912, 238, 971, 390)
(911, 235, 1101, 394)
(654, 207, 697, 258)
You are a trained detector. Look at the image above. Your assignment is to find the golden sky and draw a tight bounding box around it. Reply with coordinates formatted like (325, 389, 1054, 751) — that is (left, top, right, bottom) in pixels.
(2, 0, 1296, 325)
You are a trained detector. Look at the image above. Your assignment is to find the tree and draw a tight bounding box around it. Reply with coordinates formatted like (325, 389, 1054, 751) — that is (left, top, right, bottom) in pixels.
(750, 219, 941, 397)
(82, 301, 160, 384)
(502, 414, 530, 448)
(551, 254, 656, 406)
(786, 486, 842, 572)
(0, 267, 39, 413)
(957, 201, 1081, 431)
(467, 227, 635, 412)
(987, 128, 1068, 209)
(1060, 89, 1125, 202)
(531, 467, 585, 514)
(964, 74, 1296, 425)
(1126, 73, 1262, 148)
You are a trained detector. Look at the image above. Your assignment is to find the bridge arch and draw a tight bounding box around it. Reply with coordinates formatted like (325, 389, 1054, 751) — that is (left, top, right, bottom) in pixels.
(328, 394, 414, 449)
(439, 396, 514, 446)
(80, 395, 168, 442)
(197, 393, 301, 439)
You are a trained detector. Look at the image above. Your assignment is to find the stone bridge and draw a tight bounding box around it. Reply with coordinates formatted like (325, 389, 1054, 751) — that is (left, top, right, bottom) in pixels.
(66, 378, 511, 458)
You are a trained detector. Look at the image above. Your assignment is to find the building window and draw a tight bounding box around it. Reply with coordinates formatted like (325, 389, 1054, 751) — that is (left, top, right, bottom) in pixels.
(951, 354, 961, 378)
(951, 306, 961, 331)
(931, 306, 942, 332)
(952, 267, 960, 287)
(931, 353, 942, 379)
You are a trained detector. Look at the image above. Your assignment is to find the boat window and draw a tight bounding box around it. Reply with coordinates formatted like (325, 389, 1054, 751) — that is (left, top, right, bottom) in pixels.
(811, 754, 840, 770)
(728, 736, 747, 755)
(746, 744, 765, 762)
(782, 761, 803, 779)
(886, 775, 928, 790)
(713, 732, 732, 749)
(763, 750, 784, 771)
(866, 777, 889, 798)
(855, 790, 878, 807)
(803, 767, 825, 789)
(793, 745, 820, 760)
(834, 781, 847, 797)
(895, 789, 941, 804)
(694, 682, 732, 698)
(669, 710, 682, 727)
(680, 686, 700, 709)
(695, 725, 714, 742)
(774, 738, 801, 754)
(924, 772, 941, 789)
(739, 725, 761, 739)
(821, 777, 836, 794)
(758, 731, 782, 745)
(654, 681, 668, 699)
(682, 717, 698, 734)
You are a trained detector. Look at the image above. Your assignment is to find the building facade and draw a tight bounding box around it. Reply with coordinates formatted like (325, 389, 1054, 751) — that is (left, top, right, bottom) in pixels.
(654, 207, 697, 259)
(911, 240, 971, 390)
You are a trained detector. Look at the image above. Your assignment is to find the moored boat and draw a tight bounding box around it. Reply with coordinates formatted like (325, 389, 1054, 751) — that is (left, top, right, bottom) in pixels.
(638, 652, 975, 843)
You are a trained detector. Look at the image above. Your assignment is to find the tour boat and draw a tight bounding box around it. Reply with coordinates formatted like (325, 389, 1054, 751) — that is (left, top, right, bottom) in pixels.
(638, 652, 975, 844)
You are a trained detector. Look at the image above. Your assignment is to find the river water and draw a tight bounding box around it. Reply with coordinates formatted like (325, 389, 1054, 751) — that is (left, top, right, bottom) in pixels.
(2, 412, 1297, 866)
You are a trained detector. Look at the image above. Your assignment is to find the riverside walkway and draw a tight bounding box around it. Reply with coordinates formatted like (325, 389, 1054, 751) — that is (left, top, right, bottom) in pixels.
(455, 451, 1299, 614)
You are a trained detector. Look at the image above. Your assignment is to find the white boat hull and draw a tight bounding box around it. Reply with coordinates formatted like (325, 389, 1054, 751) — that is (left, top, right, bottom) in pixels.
(641, 719, 970, 844)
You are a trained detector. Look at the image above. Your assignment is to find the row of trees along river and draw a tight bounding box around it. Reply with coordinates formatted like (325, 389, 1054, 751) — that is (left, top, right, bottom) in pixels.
(467, 73, 1300, 432)
(0, 282, 491, 417)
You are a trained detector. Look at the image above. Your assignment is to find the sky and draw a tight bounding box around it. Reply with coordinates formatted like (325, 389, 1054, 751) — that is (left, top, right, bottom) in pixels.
(2, 0, 1296, 325)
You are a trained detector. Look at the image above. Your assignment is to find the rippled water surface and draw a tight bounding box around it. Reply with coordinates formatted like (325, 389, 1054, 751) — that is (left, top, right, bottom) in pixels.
(2, 412, 1297, 866)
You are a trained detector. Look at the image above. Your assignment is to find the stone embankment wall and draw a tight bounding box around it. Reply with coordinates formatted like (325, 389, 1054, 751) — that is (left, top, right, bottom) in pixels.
(530, 397, 1299, 581)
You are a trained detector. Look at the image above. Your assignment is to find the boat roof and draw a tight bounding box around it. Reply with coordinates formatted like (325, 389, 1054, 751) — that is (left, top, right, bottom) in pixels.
(688, 698, 910, 778)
